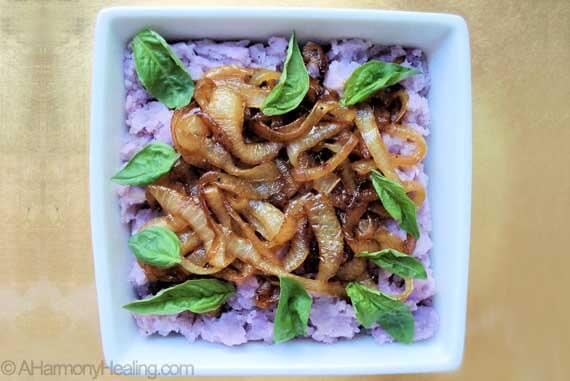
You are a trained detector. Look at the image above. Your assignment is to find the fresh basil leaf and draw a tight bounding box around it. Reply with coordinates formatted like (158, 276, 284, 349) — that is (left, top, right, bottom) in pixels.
(346, 282, 414, 343)
(133, 28, 194, 109)
(261, 32, 309, 116)
(123, 279, 235, 315)
(370, 170, 420, 239)
(340, 60, 418, 106)
(273, 276, 312, 343)
(128, 226, 181, 268)
(357, 249, 427, 280)
(111, 143, 180, 185)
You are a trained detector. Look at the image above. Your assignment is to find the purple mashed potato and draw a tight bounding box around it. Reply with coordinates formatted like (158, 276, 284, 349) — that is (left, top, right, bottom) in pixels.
(119, 37, 437, 345)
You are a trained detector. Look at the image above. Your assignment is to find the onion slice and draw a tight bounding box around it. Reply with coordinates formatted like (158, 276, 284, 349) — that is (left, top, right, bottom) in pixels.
(140, 215, 188, 233)
(244, 200, 285, 241)
(178, 230, 202, 255)
(304, 193, 345, 281)
(224, 199, 281, 265)
(213, 80, 270, 108)
(354, 104, 399, 182)
(287, 122, 350, 167)
(251, 100, 338, 142)
(227, 235, 346, 297)
(267, 195, 308, 247)
(207, 86, 281, 165)
(199, 172, 281, 200)
(202, 185, 232, 228)
(312, 173, 341, 194)
(282, 218, 310, 272)
(147, 185, 215, 246)
(291, 133, 358, 182)
(203, 65, 255, 81)
(172, 107, 279, 181)
(336, 257, 366, 281)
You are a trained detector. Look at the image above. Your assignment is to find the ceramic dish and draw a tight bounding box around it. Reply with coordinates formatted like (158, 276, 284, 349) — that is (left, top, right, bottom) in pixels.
(90, 7, 471, 375)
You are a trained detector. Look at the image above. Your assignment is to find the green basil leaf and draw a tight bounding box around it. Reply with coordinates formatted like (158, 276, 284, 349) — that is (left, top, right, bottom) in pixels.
(340, 60, 418, 106)
(346, 282, 414, 343)
(123, 279, 235, 315)
(133, 28, 194, 109)
(357, 249, 427, 280)
(370, 170, 420, 239)
(111, 143, 180, 185)
(128, 226, 181, 268)
(260, 32, 309, 116)
(273, 276, 312, 343)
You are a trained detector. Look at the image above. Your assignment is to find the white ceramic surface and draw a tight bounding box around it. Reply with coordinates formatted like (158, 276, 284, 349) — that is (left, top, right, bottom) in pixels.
(89, 7, 471, 376)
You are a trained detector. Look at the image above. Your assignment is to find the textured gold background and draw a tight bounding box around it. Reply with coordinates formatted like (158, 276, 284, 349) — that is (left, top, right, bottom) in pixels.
(1, 0, 568, 380)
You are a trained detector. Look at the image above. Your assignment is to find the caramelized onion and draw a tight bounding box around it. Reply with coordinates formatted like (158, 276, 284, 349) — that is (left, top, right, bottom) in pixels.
(181, 154, 212, 170)
(291, 132, 358, 182)
(224, 199, 281, 264)
(132, 60, 433, 303)
(351, 159, 376, 176)
(339, 161, 357, 193)
(374, 226, 406, 252)
(328, 106, 357, 123)
(207, 86, 281, 165)
(214, 80, 271, 108)
(139, 261, 189, 283)
(386, 124, 427, 168)
(312, 173, 341, 194)
(267, 195, 308, 247)
(368, 201, 390, 218)
(237, 200, 285, 241)
(185, 247, 209, 266)
(180, 257, 222, 275)
(249, 69, 281, 86)
(404, 180, 426, 206)
(227, 235, 346, 297)
(179, 230, 202, 255)
(199, 172, 281, 200)
(199, 138, 280, 181)
(214, 264, 255, 285)
(304, 194, 344, 281)
(140, 215, 188, 233)
(282, 218, 310, 272)
(287, 122, 350, 167)
(390, 90, 409, 123)
(336, 257, 366, 281)
(252, 100, 338, 142)
(147, 185, 215, 246)
(172, 107, 279, 181)
(202, 185, 232, 228)
(194, 78, 216, 110)
(355, 104, 400, 182)
(275, 159, 300, 198)
(203, 65, 255, 81)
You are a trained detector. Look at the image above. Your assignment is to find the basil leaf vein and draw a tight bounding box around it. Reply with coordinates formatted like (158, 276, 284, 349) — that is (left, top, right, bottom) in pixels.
(261, 32, 309, 116)
(340, 60, 418, 106)
(123, 279, 235, 315)
(346, 282, 414, 343)
(133, 28, 194, 109)
(273, 276, 312, 343)
(111, 143, 180, 186)
(357, 249, 427, 280)
(371, 170, 420, 239)
(128, 226, 181, 268)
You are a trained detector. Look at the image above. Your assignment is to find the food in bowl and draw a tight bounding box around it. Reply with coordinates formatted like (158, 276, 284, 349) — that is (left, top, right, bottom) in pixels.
(114, 29, 436, 346)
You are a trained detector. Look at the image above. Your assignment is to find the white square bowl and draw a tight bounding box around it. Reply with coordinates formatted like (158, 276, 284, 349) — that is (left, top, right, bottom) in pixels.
(90, 6, 472, 376)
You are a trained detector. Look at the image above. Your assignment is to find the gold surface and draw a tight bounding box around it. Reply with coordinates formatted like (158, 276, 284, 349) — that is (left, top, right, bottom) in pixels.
(1, 0, 568, 380)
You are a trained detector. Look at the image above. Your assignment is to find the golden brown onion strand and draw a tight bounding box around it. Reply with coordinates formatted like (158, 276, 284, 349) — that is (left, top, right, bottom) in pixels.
(207, 86, 281, 165)
(304, 193, 345, 281)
